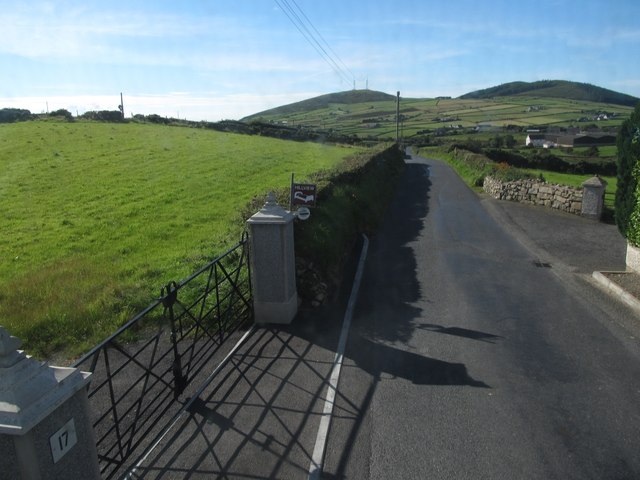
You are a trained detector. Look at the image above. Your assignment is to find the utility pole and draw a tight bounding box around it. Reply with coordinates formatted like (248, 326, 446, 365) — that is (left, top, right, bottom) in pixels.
(396, 91, 400, 144)
(119, 92, 124, 120)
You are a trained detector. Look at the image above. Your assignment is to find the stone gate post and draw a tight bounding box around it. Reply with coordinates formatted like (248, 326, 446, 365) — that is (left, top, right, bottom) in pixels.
(246, 192, 298, 324)
(0, 326, 99, 479)
(581, 175, 607, 220)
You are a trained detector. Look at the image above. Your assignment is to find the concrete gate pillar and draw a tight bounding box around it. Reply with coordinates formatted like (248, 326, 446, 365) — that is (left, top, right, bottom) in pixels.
(246, 192, 298, 324)
(581, 175, 607, 220)
(0, 326, 99, 479)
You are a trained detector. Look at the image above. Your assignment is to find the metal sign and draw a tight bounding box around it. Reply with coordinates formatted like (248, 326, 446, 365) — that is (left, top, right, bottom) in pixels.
(296, 206, 311, 220)
(291, 183, 317, 207)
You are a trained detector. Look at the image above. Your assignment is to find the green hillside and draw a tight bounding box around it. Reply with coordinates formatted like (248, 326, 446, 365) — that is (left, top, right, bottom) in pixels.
(241, 87, 635, 141)
(242, 89, 396, 120)
(459, 80, 639, 107)
(0, 119, 359, 357)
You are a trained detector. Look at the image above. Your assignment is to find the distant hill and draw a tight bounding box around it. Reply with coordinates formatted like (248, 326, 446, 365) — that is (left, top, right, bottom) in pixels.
(238, 81, 635, 140)
(242, 89, 396, 121)
(459, 80, 639, 107)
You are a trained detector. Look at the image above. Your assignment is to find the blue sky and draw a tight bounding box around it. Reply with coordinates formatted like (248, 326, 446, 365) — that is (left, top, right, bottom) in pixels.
(1, 0, 639, 121)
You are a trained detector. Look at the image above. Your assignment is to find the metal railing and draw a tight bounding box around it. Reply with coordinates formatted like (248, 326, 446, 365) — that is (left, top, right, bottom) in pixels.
(73, 235, 252, 479)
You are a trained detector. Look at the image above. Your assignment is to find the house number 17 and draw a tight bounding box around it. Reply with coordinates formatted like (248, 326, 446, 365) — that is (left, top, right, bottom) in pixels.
(49, 418, 78, 464)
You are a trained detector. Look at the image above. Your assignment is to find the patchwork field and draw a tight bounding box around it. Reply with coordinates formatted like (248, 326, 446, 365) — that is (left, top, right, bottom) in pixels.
(0, 119, 359, 357)
(249, 94, 633, 140)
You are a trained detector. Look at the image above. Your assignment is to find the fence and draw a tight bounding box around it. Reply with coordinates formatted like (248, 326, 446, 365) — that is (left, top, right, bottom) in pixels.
(72, 234, 252, 479)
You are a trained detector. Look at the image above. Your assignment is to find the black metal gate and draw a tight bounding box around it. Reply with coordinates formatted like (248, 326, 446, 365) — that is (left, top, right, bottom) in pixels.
(73, 235, 252, 479)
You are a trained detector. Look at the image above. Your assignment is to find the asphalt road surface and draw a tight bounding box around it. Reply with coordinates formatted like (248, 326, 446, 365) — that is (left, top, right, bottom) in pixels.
(321, 152, 640, 479)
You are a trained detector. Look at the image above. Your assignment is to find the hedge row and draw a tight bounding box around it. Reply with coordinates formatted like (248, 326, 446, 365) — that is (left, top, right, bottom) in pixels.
(484, 148, 617, 176)
(616, 104, 640, 245)
(239, 144, 405, 303)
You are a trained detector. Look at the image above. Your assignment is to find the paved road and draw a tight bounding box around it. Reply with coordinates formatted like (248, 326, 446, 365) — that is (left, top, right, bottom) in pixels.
(132, 151, 640, 479)
(321, 152, 640, 479)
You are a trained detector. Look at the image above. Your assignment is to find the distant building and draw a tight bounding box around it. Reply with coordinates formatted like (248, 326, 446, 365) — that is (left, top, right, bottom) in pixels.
(476, 124, 501, 133)
(571, 133, 616, 147)
(526, 132, 616, 148)
(526, 134, 556, 148)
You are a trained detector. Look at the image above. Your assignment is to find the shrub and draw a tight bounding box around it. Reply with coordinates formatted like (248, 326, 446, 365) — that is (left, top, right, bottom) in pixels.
(484, 147, 615, 176)
(504, 134, 517, 148)
(615, 103, 640, 242)
(49, 109, 73, 120)
(81, 110, 125, 122)
(449, 138, 483, 154)
(0, 108, 32, 123)
(489, 162, 534, 182)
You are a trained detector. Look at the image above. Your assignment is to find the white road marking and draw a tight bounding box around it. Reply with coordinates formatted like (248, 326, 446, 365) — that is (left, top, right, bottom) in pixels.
(126, 325, 256, 479)
(308, 234, 370, 480)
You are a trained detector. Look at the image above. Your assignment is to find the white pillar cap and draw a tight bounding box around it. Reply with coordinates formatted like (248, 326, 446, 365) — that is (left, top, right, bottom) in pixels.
(0, 326, 91, 435)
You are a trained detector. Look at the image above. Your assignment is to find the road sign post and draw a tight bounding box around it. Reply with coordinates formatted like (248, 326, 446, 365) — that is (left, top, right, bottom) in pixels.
(291, 182, 317, 207)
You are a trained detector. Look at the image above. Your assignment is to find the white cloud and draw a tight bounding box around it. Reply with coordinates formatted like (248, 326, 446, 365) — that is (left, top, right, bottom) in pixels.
(0, 5, 253, 61)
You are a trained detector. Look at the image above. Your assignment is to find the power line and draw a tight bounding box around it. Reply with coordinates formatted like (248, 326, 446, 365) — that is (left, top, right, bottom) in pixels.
(289, 0, 355, 81)
(275, 0, 351, 84)
(274, 0, 354, 86)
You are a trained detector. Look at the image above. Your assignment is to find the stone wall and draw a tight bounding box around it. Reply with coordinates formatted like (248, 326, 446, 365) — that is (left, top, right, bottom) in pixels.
(483, 176, 583, 215)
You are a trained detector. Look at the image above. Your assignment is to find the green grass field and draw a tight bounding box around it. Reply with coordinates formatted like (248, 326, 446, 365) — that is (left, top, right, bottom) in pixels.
(1, 119, 360, 357)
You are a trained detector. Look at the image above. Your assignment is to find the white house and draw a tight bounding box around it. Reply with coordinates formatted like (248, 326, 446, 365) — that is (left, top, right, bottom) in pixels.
(526, 134, 557, 148)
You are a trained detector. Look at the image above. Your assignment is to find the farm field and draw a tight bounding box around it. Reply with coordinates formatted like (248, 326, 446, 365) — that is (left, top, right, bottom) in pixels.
(0, 119, 359, 357)
(247, 93, 634, 140)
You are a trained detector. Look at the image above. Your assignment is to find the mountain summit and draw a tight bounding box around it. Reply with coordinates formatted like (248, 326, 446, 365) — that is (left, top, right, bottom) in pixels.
(242, 90, 396, 121)
(459, 80, 639, 107)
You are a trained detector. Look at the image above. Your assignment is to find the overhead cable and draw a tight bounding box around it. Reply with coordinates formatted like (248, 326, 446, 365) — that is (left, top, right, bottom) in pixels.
(274, 0, 354, 86)
(289, 0, 355, 81)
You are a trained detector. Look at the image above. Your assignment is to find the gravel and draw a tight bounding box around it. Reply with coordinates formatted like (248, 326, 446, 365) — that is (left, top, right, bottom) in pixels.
(602, 272, 640, 299)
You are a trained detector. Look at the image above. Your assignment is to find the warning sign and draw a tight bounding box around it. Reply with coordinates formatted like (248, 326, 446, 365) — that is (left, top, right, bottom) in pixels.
(291, 183, 317, 207)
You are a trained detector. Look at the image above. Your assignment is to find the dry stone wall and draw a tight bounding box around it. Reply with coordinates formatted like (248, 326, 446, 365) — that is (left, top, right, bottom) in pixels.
(483, 176, 583, 215)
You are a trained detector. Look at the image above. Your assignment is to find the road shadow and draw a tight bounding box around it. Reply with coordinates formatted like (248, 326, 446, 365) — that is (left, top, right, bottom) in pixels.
(130, 326, 339, 479)
(354, 160, 431, 344)
(130, 157, 491, 479)
(296, 160, 490, 386)
(316, 156, 492, 478)
(417, 323, 504, 344)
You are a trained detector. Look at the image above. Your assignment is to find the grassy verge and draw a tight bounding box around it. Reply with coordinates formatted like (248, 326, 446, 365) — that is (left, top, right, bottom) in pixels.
(1, 119, 362, 358)
(416, 146, 535, 189)
(416, 146, 487, 189)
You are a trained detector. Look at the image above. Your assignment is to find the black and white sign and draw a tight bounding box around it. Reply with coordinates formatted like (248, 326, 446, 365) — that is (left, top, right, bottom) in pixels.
(291, 183, 317, 206)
